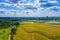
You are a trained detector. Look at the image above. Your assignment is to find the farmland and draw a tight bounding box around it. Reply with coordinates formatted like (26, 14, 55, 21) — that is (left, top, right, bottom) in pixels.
(13, 22, 60, 40)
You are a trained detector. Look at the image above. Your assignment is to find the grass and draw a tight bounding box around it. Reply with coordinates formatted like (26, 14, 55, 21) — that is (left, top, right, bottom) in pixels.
(13, 22, 60, 40)
(0, 28, 10, 40)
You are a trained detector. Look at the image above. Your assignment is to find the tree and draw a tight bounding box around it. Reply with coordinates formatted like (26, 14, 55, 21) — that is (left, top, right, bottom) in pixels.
(14, 22, 20, 27)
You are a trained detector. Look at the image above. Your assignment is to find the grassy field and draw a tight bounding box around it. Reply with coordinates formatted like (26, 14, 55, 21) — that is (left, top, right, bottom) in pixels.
(13, 22, 60, 40)
(0, 28, 10, 40)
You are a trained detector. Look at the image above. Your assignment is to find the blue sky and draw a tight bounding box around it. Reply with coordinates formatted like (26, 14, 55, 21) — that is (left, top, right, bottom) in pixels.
(0, 0, 60, 17)
(57, 0, 60, 6)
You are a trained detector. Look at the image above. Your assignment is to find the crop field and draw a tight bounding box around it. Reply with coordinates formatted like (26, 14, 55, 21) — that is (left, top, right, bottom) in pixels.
(13, 22, 60, 40)
(0, 28, 10, 40)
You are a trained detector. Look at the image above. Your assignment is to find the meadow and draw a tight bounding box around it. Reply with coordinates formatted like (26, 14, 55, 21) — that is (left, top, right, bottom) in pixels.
(0, 28, 10, 40)
(13, 22, 60, 40)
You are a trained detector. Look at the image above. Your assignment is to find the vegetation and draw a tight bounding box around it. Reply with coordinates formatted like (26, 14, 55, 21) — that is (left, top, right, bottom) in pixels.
(0, 28, 10, 40)
(0, 18, 20, 40)
(13, 22, 60, 40)
(0, 17, 60, 40)
(0, 19, 12, 28)
(0, 19, 11, 40)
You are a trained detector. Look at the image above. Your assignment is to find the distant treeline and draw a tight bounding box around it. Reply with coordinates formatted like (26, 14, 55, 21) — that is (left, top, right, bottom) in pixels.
(0, 17, 60, 28)
(0, 17, 60, 20)
(0, 18, 19, 28)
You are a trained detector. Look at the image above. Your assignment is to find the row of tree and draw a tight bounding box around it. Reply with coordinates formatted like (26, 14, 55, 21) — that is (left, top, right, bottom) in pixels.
(0, 19, 20, 28)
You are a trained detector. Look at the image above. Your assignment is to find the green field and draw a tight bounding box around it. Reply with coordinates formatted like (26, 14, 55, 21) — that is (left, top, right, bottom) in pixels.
(0, 28, 10, 40)
(13, 22, 60, 40)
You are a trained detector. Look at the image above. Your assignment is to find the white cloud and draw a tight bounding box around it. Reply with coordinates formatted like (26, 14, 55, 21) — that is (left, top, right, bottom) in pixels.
(0, 0, 60, 17)
(0, 2, 12, 6)
(48, 1, 57, 4)
(0, 8, 60, 17)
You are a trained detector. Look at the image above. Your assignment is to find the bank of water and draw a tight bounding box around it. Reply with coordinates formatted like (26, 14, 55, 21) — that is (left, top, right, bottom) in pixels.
(48, 21, 60, 24)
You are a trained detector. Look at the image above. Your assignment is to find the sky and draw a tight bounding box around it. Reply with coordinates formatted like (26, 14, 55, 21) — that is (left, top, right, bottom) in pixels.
(0, 0, 60, 17)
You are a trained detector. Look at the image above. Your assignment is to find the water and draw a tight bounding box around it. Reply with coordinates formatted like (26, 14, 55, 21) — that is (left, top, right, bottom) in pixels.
(48, 21, 60, 24)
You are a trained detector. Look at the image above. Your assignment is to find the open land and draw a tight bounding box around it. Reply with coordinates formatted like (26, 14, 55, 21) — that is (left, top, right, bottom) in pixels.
(13, 22, 60, 40)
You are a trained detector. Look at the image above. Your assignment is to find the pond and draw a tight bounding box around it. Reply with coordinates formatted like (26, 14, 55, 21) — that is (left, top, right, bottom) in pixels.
(48, 21, 60, 24)
(29, 20, 45, 23)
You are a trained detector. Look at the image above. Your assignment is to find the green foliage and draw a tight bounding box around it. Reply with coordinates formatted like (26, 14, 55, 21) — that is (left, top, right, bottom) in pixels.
(13, 22, 20, 27)
(0, 19, 11, 28)
(11, 28, 17, 35)
(0, 28, 10, 40)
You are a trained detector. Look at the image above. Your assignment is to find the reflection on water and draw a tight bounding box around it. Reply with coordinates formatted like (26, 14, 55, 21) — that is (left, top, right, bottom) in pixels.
(48, 21, 60, 24)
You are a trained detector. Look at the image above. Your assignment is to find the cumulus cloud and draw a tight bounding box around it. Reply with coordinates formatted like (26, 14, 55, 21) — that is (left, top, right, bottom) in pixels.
(0, 2, 12, 6)
(39, 0, 58, 8)
(5, 0, 19, 3)
(4, 0, 58, 10)
(0, 8, 17, 17)
(8, 0, 19, 3)
(0, 0, 60, 17)
(46, 6, 60, 12)
(40, 3, 56, 8)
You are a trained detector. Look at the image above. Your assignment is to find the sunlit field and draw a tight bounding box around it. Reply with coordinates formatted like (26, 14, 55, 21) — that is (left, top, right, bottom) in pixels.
(0, 28, 10, 40)
(13, 22, 60, 40)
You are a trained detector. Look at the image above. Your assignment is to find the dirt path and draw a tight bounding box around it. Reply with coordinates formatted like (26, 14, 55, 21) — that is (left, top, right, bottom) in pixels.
(8, 28, 11, 40)
(8, 35, 11, 40)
